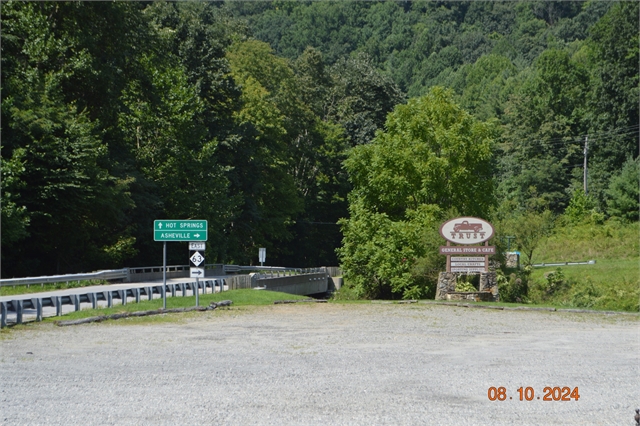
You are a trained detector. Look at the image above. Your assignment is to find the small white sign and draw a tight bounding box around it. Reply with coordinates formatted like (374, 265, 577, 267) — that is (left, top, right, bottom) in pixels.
(259, 247, 266, 263)
(190, 267, 204, 278)
(189, 242, 205, 251)
(190, 251, 205, 266)
(451, 257, 485, 262)
(451, 267, 486, 273)
(450, 262, 486, 267)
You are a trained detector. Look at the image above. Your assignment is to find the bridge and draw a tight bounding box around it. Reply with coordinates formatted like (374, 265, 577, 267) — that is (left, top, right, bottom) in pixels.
(0, 265, 342, 328)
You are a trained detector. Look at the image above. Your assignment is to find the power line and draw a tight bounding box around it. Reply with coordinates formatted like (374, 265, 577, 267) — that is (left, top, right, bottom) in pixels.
(501, 124, 639, 149)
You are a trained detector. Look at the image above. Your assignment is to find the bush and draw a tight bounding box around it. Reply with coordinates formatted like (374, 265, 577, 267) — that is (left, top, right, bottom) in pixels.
(569, 279, 601, 308)
(497, 269, 529, 302)
(605, 157, 639, 221)
(544, 267, 567, 295)
(455, 278, 477, 292)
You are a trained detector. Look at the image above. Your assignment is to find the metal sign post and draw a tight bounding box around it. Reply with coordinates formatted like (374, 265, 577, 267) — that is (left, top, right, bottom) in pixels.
(162, 241, 167, 310)
(195, 277, 199, 307)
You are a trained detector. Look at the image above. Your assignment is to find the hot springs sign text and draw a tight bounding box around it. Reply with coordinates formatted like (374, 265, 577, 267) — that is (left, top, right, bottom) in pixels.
(439, 217, 495, 273)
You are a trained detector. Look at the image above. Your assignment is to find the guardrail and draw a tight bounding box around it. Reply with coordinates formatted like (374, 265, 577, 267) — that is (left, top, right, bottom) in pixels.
(532, 260, 596, 267)
(0, 279, 226, 328)
(0, 265, 340, 287)
(0, 269, 129, 288)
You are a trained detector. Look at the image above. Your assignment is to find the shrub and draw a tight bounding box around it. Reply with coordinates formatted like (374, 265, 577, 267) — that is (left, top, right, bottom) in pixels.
(545, 268, 566, 295)
(497, 269, 529, 302)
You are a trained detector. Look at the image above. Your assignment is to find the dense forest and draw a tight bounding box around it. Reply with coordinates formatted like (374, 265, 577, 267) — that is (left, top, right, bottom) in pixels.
(1, 1, 638, 288)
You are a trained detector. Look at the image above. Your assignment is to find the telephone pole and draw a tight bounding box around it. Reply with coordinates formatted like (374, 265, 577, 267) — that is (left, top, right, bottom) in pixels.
(583, 135, 588, 195)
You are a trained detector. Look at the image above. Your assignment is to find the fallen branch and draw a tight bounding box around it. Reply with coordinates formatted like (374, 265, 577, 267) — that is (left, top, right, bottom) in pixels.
(274, 299, 328, 304)
(56, 300, 233, 326)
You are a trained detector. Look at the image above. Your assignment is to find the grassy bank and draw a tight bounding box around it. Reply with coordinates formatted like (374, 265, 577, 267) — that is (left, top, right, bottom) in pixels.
(526, 220, 639, 311)
(534, 220, 638, 262)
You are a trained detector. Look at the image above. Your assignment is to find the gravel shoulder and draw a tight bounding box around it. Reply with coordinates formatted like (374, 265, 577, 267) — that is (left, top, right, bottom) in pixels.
(1, 303, 638, 425)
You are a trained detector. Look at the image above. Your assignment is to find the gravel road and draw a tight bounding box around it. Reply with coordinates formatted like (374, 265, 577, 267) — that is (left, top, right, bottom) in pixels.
(1, 303, 638, 425)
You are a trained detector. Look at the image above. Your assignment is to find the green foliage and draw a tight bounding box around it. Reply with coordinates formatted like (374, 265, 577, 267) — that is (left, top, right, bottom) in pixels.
(535, 220, 638, 262)
(1, 1, 137, 275)
(564, 189, 604, 225)
(500, 49, 589, 213)
(585, 2, 639, 204)
(544, 268, 566, 296)
(2, 0, 636, 285)
(338, 200, 440, 299)
(496, 270, 529, 303)
(345, 87, 496, 218)
(527, 221, 639, 312)
(605, 158, 639, 221)
(455, 279, 477, 293)
(530, 259, 639, 312)
(326, 53, 405, 147)
(339, 88, 496, 299)
(496, 209, 555, 266)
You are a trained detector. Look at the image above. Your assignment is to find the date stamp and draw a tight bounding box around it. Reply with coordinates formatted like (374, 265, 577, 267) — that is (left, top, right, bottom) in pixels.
(487, 386, 580, 401)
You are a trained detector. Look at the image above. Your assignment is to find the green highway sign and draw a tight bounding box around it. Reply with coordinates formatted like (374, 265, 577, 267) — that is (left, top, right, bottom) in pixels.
(154, 220, 208, 241)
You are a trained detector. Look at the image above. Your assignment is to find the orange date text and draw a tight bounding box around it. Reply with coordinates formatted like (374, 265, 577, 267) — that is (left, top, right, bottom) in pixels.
(487, 386, 580, 401)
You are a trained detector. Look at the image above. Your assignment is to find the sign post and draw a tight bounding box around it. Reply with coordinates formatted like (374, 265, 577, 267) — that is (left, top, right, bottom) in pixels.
(154, 220, 208, 310)
(162, 241, 167, 310)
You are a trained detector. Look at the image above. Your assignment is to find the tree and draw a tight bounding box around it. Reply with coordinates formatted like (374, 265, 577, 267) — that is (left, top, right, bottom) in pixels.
(584, 1, 639, 207)
(505, 210, 555, 266)
(500, 49, 589, 212)
(1, 2, 138, 276)
(605, 158, 639, 222)
(327, 53, 405, 147)
(339, 87, 496, 298)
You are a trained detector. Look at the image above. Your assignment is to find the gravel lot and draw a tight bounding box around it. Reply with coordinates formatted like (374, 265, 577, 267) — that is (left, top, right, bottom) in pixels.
(1, 303, 638, 425)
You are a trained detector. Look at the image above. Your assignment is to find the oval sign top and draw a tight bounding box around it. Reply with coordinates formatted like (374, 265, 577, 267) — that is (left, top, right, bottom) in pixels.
(439, 217, 494, 245)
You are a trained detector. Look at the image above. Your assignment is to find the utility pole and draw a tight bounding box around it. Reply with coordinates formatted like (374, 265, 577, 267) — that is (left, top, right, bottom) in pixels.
(583, 135, 588, 195)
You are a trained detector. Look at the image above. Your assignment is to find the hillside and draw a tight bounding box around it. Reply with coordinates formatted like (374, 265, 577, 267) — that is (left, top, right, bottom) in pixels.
(2, 1, 637, 284)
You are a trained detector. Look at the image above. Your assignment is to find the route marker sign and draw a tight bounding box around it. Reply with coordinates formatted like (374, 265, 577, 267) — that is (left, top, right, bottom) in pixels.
(190, 267, 204, 278)
(189, 242, 205, 251)
(189, 251, 205, 267)
(154, 220, 207, 241)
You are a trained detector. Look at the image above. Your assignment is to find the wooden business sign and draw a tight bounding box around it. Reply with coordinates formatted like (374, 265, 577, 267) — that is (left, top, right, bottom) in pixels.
(439, 217, 494, 244)
(440, 217, 495, 273)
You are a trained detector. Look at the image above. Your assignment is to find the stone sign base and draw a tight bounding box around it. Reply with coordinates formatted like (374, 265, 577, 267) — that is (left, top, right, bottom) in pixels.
(445, 292, 493, 302)
(435, 271, 499, 302)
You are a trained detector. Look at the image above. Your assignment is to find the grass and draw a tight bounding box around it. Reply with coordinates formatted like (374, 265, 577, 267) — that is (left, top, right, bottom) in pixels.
(528, 258, 639, 311)
(526, 220, 639, 312)
(38, 289, 311, 324)
(534, 220, 638, 262)
(0, 280, 109, 296)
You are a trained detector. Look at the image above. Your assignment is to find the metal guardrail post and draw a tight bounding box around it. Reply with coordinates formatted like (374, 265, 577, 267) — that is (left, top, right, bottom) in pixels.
(36, 299, 43, 322)
(15, 300, 23, 324)
(0, 302, 7, 328)
(54, 297, 62, 316)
